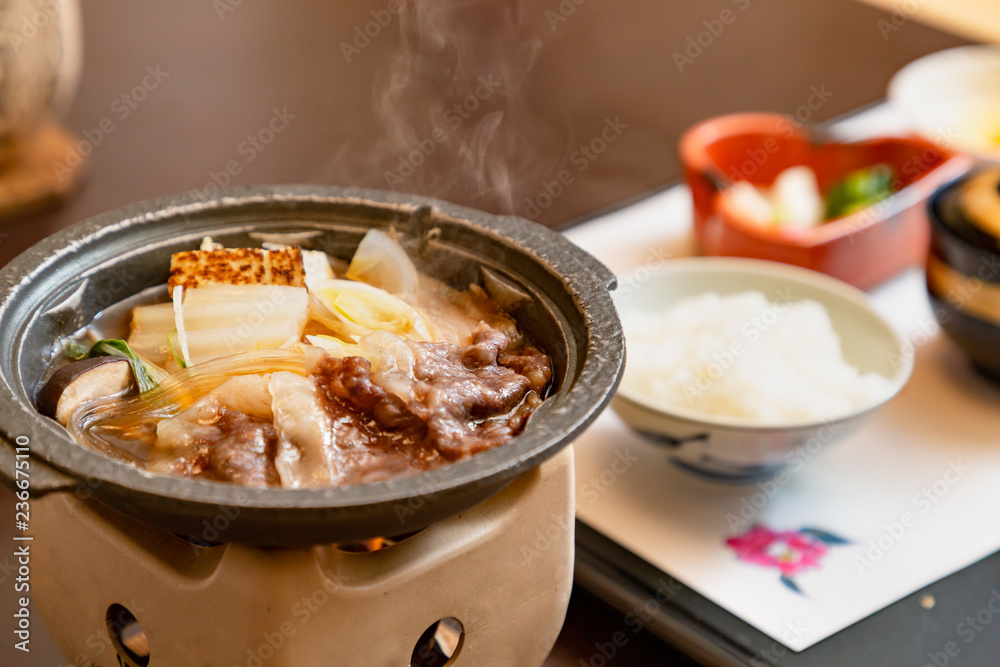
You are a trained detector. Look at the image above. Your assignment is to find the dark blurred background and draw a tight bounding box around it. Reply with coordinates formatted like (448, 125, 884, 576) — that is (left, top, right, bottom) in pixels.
(0, 1, 971, 665)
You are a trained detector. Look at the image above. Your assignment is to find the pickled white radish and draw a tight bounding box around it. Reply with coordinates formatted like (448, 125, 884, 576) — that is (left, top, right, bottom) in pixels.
(725, 166, 824, 230)
(772, 166, 824, 228)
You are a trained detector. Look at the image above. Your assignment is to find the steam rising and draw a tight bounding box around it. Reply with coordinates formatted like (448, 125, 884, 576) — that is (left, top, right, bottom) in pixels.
(320, 0, 559, 215)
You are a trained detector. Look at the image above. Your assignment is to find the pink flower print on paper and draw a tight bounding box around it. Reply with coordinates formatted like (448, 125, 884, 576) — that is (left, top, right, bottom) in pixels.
(725, 525, 849, 593)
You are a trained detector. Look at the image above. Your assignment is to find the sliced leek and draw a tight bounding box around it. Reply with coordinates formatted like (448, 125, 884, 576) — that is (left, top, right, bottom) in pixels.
(88, 339, 169, 393)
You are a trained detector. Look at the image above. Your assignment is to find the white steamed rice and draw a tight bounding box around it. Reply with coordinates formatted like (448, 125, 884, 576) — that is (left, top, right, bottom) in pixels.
(621, 291, 892, 424)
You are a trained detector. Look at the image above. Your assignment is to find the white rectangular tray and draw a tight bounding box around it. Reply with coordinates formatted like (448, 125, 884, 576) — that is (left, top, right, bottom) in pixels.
(563, 105, 1000, 651)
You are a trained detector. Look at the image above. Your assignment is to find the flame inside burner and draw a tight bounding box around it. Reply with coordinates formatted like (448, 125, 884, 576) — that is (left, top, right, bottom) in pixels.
(332, 529, 425, 553)
(333, 537, 386, 553)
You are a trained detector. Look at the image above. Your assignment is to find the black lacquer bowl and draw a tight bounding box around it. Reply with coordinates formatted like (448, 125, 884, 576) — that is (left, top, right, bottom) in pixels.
(927, 173, 1000, 382)
(0, 186, 624, 546)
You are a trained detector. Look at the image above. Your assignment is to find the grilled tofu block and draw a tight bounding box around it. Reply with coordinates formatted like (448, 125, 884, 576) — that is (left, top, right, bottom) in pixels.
(168, 247, 306, 296)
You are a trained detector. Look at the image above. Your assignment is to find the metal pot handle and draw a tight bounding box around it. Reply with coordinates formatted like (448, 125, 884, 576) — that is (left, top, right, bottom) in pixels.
(0, 434, 77, 495)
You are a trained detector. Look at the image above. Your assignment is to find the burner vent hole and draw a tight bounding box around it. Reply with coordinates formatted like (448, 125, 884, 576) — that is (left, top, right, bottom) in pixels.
(106, 604, 150, 666)
(410, 617, 464, 666)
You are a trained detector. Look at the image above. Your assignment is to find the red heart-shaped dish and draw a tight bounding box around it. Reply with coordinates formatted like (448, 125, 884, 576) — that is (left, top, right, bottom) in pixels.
(680, 113, 970, 289)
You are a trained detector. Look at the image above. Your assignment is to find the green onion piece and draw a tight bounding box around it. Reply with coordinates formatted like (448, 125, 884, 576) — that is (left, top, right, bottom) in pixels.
(62, 339, 90, 361)
(87, 339, 165, 393)
(824, 164, 895, 220)
(167, 330, 188, 369)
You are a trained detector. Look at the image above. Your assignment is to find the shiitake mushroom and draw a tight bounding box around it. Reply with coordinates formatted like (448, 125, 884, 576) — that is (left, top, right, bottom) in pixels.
(36, 357, 135, 425)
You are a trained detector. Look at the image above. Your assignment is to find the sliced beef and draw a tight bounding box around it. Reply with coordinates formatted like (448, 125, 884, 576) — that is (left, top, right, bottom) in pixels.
(148, 325, 551, 487)
(154, 404, 280, 487)
(207, 415, 280, 487)
(310, 324, 552, 464)
(498, 344, 552, 393)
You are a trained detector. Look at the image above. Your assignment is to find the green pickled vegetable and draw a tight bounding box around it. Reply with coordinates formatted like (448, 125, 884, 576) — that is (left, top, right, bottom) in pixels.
(825, 164, 895, 220)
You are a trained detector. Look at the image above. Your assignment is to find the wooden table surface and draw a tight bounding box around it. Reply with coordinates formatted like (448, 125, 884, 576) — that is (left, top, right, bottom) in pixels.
(0, 2, 967, 665)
